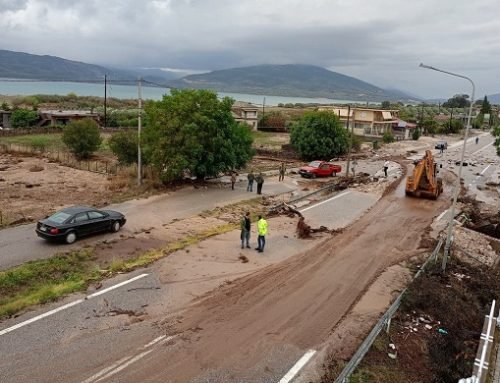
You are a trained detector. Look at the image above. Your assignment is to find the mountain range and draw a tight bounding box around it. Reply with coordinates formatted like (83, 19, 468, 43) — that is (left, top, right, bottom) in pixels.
(6, 49, 498, 103)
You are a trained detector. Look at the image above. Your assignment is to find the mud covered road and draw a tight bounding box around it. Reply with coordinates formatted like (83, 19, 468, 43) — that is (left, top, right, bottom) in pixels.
(109, 174, 452, 383)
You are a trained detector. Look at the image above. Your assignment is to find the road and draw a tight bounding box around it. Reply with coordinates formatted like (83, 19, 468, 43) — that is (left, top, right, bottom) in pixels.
(0, 179, 295, 270)
(0, 172, 450, 383)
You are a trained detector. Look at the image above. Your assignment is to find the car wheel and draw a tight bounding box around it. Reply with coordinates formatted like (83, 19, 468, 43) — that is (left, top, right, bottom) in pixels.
(311, 173, 317, 179)
(65, 231, 77, 244)
(111, 221, 121, 233)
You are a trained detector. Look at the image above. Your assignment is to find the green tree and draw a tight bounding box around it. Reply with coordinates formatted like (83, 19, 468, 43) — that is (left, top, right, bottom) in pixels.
(412, 128, 421, 140)
(290, 111, 349, 160)
(480, 95, 492, 115)
(1, 101, 10, 111)
(259, 111, 288, 130)
(10, 108, 39, 128)
(62, 119, 102, 159)
(143, 89, 254, 182)
(382, 131, 395, 143)
(442, 119, 464, 134)
(108, 130, 139, 165)
(423, 118, 439, 135)
(381, 101, 391, 110)
(442, 94, 470, 108)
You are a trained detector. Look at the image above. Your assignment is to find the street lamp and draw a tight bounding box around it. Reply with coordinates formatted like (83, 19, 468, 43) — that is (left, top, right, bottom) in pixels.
(419, 63, 475, 272)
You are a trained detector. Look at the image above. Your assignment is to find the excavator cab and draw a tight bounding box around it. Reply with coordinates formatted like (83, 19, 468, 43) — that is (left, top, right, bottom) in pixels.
(405, 150, 443, 199)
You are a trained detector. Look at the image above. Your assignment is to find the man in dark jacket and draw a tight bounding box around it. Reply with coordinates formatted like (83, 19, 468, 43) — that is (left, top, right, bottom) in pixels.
(240, 212, 251, 249)
(255, 173, 264, 195)
(247, 171, 255, 192)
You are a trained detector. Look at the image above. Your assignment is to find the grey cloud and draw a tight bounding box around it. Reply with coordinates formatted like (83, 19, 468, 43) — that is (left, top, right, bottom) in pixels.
(0, 0, 28, 12)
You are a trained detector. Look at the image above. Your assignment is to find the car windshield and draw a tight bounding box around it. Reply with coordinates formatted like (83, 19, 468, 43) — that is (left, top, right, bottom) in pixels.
(308, 161, 321, 168)
(47, 211, 72, 224)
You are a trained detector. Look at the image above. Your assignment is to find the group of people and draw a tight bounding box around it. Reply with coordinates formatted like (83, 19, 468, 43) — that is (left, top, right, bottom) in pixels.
(246, 171, 265, 194)
(240, 212, 268, 252)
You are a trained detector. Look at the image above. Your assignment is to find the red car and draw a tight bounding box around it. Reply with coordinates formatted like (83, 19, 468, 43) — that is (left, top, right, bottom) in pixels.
(299, 161, 342, 178)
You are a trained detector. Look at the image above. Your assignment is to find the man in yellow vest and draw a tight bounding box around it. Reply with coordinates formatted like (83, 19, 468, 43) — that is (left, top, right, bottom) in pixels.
(256, 215, 268, 253)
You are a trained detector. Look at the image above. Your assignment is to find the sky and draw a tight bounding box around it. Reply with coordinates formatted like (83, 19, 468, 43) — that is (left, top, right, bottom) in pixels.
(1, 0, 499, 99)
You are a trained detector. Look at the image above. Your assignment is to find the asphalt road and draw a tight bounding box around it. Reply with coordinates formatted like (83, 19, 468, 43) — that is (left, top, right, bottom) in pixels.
(0, 179, 295, 270)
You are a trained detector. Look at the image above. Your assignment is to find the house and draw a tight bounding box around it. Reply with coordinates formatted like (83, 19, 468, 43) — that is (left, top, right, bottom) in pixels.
(0, 110, 12, 129)
(232, 101, 259, 130)
(392, 119, 417, 139)
(38, 110, 100, 127)
(319, 106, 399, 137)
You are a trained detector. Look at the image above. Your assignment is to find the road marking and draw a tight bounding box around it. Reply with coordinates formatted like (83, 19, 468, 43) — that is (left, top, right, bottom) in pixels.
(81, 335, 176, 383)
(436, 210, 447, 221)
(300, 191, 351, 212)
(472, 141, 493, 155)
(0, 273, 149, 337)
(480, 164, 492, 176)
(278, 349, 317, 383)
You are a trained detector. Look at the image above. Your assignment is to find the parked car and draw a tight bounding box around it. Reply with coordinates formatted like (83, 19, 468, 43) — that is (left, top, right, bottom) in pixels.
(36, 205, 126, 244)
(299, 161, 342, 178)
(434, 140, 448, 150)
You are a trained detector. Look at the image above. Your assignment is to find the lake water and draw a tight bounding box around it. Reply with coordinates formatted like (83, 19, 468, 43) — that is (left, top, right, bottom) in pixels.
(0, 79, 368, 106)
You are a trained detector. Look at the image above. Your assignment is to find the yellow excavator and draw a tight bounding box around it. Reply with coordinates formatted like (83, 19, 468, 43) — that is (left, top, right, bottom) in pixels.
(405, 150, 443, 199)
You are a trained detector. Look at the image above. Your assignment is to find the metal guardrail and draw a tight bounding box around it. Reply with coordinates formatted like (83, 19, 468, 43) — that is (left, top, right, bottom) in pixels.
(335, 238, 444, 383)
(459, 300, 498, 383)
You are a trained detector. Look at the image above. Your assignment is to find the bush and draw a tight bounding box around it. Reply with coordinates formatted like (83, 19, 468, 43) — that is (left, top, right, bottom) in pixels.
(62, 119, 102, 159)
(382, 131, 395, 143)
(350, 134, 362, 151)
(10, 108, 39, 128)
(373, 140, 379, 150)
(412, 128, 421, 140)
(290, 111, 349, 160)
(108, 130, 139, 165)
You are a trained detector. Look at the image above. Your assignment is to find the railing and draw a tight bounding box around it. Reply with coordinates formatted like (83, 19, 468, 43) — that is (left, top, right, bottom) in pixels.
(334, 238, 444, 382)
(459, 300, 499, 383)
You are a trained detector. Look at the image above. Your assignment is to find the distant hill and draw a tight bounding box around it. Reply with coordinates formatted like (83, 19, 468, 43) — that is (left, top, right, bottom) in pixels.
(0, 49, 177, 84)
(169, 64, 411, 102)
(487, 93, 500, 105)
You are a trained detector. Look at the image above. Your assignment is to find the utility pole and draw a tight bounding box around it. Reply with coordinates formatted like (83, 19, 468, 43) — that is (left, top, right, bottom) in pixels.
(449, 107, 454, 133)
(137, 77, 142, 186)
(262, 97, 266, 117)
(345, 105, 353, 177)
(104, 74, 107, 128)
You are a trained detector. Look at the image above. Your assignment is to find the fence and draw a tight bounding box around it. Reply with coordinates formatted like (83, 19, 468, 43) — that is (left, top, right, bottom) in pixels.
(459, 300, 499, 383)
(335, 238, 444, 383)
(0, 142, 120, 176)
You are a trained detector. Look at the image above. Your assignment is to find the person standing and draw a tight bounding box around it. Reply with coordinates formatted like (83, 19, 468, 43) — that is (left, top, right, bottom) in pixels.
(278, 162, 286, 182)
(383, 161, 389, 177)
(351, 159, 357, 177)
(256, 172, 264, 195)
(255, 215, 268, 253)
(240, 212, 251, 249)
(230, 172, 237, 190)
(247, 171, 255, 192)
(475, 136, 479, 145)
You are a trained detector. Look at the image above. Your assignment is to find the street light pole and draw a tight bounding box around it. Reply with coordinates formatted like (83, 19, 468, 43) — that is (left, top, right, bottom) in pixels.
(419, 63, 475, 272)
(137, 77, 142, 186)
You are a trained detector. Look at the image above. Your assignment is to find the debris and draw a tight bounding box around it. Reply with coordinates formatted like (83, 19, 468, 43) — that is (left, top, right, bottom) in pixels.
(438, 327, 448, 335)
(238, 255, 249, 263)
(425, 324, 433, 330)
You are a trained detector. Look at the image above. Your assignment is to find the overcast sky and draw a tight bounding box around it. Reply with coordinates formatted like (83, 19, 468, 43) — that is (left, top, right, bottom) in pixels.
(1, 0, 499, 99)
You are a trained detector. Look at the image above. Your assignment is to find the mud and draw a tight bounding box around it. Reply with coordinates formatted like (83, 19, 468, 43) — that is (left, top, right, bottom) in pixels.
(122, 171, 453, 382)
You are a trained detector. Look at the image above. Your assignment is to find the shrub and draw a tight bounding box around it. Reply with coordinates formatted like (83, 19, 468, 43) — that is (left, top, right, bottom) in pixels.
(10, 108, 39, 128)
(412, 128, 421, 140)
(382, 131, 395, 143)
(373, 140, 379, 150)
(108, 130, 139, 165)
(62, 119, 102, 159)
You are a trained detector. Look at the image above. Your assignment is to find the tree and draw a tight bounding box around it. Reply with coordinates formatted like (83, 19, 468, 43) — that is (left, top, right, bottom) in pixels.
(412, 128, 421, 140)
(1, 101, 10, 111)
(62, 119, 102, 159)
(442, 94, 470, 108)
(290, 111, 349, 160)
(10, 108, 39, 128)
(423, 118, 439, 135)
(441, 119, 464, 134)
(382, 131, 395, 143)
(108, 130, 139, 165)
(381, 101, 391, 110)
(480, 96, 492, 115)
(259, 111, 288, 130)
(143, 89, 254, 182)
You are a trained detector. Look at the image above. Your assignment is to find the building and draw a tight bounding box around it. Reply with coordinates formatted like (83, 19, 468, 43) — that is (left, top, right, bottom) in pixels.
(232, 101, 259, 130)
(0, 110, 12, 129)
(392, 119, 417, 140)
(319, 106, 399, 137)
(38, 110, 100, 127)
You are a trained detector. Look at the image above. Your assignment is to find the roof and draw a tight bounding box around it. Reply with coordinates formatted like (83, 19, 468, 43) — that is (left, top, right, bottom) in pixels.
(60, 205, 95, 214)
(39, 110, 99, 117)
(232, 101, 259, 110)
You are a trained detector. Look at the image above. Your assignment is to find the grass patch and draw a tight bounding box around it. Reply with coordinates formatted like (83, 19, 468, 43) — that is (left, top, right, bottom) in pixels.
(0, 248, 99, 319)
(0, 134, 65, 151)
(251, 130, 289, 149)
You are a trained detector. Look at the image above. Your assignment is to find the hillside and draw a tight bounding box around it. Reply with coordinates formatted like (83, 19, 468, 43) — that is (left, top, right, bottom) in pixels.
(169, 64, 410, 101)
(0, 49, 176, 83)
(487, 93, 500, 104)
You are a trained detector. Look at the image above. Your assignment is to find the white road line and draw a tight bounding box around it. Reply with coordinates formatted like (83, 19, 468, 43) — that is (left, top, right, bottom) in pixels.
(472, 141, 493, 155)
(87, 273, 149, 299)
(300, 191, 351, 212)
(278, 349, 317, 383)
(480, 164, 492, 176)
(0, 273, 149, 337)
(436, 210, 447, 222)
(82, 335, 176, 383)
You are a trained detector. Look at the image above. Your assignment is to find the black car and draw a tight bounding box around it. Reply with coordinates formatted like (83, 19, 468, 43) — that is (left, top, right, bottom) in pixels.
(434, 140, 448, 150)
(36, 206, 126, 244)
